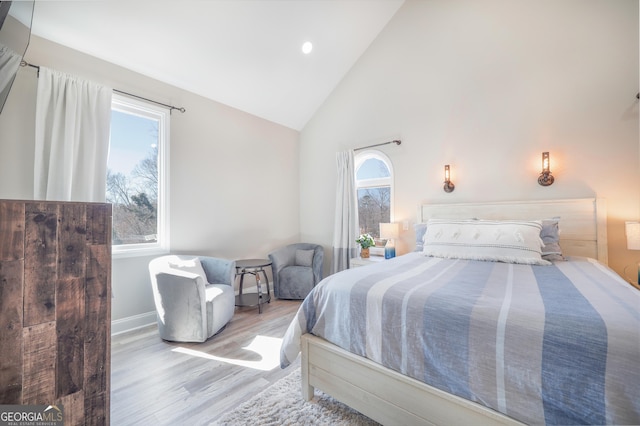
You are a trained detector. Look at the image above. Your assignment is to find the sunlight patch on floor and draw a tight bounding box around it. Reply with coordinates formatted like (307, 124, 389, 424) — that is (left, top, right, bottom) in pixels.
(171, 335, 282, 371)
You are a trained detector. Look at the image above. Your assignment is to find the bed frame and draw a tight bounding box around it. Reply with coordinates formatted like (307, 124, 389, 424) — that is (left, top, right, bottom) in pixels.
(300, 198, 607, 425)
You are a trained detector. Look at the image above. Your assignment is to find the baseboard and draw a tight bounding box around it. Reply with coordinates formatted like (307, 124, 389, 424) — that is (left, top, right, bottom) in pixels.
(111, 311, 156, 336)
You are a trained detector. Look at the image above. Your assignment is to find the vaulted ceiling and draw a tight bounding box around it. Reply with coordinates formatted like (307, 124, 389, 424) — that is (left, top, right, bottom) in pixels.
(30, 1, 404, 130)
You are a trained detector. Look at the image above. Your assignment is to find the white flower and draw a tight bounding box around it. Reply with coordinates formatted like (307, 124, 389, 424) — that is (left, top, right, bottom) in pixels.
(356, 233, 375, 249)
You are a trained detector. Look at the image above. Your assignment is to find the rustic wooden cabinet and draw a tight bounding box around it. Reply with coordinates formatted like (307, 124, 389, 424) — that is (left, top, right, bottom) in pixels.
(0, 200, 111, 425)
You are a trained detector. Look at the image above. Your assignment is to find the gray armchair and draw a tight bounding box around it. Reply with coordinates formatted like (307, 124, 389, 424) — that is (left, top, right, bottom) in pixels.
(268, 243, 323, 300)
(149, 255, 236, 342)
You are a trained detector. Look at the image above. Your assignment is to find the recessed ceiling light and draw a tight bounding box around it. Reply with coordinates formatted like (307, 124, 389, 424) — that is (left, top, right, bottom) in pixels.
(302, 41, 313, 55)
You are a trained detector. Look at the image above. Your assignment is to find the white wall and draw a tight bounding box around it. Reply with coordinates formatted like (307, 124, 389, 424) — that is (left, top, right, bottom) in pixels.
(0, 36, 300, 326)
(300, 0, 639, 279)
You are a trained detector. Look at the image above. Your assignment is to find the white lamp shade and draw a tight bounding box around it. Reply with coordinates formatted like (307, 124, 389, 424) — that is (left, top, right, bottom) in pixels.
(379, 222, 400, 240)
(625, 221, 640, 250)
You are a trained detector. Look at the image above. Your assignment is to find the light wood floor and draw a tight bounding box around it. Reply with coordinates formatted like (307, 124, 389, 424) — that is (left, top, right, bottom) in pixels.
(110, 298, 303, 425)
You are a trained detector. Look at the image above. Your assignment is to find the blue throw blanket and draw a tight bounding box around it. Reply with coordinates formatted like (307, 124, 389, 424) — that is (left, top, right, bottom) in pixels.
(280, 253, 640, 425)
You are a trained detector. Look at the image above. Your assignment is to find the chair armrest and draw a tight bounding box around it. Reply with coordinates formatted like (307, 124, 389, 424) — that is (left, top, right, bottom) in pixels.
(152, 271, 207, 321)
(151, 271, 208, 341)
(199, 257, 236, 286)
(154, 271, 204, 291)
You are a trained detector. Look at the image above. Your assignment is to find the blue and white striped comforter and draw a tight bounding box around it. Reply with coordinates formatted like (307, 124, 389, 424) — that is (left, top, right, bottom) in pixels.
(280, 253, 640, 425)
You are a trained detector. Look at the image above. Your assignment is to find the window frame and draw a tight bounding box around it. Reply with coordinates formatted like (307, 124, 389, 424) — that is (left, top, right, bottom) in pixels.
(354, 150, 395, 236)
(110, 93, 170, 258)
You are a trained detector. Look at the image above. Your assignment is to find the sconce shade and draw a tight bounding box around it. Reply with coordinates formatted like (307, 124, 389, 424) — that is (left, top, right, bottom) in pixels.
(625, 221, 640, 250)
(443, 164, 455, 193)
(538, 152, 554, 186)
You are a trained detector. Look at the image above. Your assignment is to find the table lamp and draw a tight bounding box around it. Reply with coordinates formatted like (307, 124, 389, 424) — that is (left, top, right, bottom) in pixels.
(625, 221, 640, 284)
(380, 222, 400, 259)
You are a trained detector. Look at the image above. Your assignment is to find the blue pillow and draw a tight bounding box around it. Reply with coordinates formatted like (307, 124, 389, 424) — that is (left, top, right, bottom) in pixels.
(414, 223, 428, 252)
(541, 218, 565, 261)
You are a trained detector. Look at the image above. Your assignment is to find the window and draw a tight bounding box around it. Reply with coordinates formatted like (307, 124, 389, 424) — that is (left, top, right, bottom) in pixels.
(355, 151, 393, 238)
(107, 94, 169, 256)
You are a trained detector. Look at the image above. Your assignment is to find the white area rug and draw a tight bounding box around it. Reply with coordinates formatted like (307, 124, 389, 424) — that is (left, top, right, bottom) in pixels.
(212, 368, 380, 425)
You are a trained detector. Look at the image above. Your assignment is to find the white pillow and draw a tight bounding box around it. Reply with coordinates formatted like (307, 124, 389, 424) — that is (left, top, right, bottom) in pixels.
(422, 219, 550, 265)
(167, 256, 209, 284)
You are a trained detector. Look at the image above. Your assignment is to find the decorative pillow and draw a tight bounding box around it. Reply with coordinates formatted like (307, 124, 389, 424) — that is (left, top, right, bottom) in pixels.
(541, 217, 565, 261)
(168, 257, 209, 284)
(414, 223, 428, 252)
(295, 249, 314, 267)
(414, 219, 477, 252)
(422, 219, 550, 265)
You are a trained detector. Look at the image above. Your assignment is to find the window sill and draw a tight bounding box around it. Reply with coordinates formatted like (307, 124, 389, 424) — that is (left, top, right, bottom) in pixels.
(112, 246, 169, 260)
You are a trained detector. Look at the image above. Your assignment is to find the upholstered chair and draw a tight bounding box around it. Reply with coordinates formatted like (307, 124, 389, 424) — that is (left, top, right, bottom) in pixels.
(148, 255, 236, 342)
(268, 243, 323, 300)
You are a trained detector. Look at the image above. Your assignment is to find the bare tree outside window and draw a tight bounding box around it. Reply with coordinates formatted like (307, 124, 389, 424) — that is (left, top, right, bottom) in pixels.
(355, 152, 393, 240)
(106, 146, 158, 244)
(107, 100, 163, 247)
(358, 187, 390, 237)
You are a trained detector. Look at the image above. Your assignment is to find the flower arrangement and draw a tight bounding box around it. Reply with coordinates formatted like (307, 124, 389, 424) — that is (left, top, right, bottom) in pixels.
(356, 233, 375, 249)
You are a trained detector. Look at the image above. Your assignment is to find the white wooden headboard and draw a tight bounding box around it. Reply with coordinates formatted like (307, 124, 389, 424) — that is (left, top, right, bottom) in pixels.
(418, 198, 608, 264)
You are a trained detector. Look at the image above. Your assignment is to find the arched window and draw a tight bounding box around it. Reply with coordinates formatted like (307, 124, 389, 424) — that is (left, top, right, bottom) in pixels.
(354, 150, 394, 238)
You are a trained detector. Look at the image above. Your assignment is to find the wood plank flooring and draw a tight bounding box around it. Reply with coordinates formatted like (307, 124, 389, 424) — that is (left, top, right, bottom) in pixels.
(111, 297, 302, 425)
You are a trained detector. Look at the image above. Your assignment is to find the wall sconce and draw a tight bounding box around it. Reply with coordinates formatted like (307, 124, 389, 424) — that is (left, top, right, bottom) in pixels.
(538, 152, 554, 186)
(443, 165, 455, 193)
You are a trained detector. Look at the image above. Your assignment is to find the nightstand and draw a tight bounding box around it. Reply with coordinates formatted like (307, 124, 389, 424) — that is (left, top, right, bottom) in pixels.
(350, 256, 385, 268)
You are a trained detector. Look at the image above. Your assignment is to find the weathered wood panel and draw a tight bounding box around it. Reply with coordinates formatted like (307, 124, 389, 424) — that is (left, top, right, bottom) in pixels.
(87, 204, 110, 246)
(24, 202, 58, 326)
(0, 201, 24, 261)
(22, 321, 56, 404)
(85, 203, 112, 426)
(58, 204, 87, 280)
(56, 276, 86, 399)
(84, 245, 110, 399)
(58, 390, 84, 426)
(85, 391, 108, 426)
(0, 259, 24, 403)
(0, 200, 111, 425)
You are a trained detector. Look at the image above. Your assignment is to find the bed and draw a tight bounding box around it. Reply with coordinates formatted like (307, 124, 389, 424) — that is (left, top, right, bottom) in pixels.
(280, 198, 640, 425)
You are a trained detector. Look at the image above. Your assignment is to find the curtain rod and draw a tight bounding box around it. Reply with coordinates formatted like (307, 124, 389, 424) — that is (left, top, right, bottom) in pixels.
(20, 60, 186, 114)
(354, 139, 401, 151)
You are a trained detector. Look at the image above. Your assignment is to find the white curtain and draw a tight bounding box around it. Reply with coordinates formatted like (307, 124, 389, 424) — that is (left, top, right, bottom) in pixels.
(34, 67, 112, 202)
(330, 150, 359, 273)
